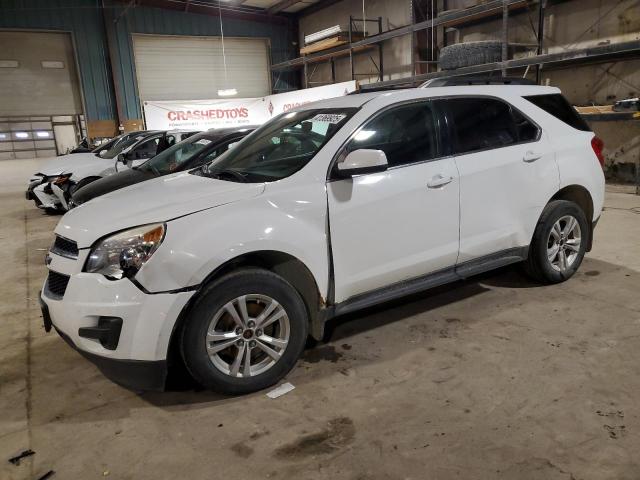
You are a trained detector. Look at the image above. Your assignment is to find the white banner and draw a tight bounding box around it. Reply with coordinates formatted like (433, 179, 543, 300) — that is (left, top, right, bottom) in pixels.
(143, 81, 357, 131)
(143, 97, 267, 131)
(266, 81, 357, 118)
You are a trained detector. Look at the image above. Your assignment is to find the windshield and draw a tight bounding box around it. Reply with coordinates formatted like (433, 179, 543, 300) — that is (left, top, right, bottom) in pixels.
(99, 133, 152, 159)
(138, 133, 217, 175)
(199, 108, 356, 182)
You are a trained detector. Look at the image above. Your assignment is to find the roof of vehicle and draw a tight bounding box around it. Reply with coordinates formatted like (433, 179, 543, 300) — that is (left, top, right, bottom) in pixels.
(204, 126, 257, 136)
(294, 84, 561, 111)
(174, 128, 255, 143)
(127, 130, 194, 136)
(125, 130, 162, 138)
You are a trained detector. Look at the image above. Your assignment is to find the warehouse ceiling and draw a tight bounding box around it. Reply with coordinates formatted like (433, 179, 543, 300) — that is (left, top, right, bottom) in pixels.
(120, 0, 331, 17)
(237, 0, 322, 14)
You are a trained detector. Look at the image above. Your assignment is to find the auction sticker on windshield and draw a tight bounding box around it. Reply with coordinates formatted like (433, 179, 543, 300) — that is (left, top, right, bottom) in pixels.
(311, 113, 347, 124)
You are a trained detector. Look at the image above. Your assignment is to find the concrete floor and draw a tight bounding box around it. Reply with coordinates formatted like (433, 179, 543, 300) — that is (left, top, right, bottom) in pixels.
(1, 158, 639, 480)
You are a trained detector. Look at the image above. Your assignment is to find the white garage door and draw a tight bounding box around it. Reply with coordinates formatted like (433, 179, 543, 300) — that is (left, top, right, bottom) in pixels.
(0, 31, 83, 159)
(132, 34, 271, 101)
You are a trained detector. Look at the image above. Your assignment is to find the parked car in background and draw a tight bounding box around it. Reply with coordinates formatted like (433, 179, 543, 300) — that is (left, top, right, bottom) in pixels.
(72, 127, 254, 207)
(26, 131, 152, 213)
(41, 84, 604, 394)
(68, 137, 94, 154)
(26, 130, 197, 213)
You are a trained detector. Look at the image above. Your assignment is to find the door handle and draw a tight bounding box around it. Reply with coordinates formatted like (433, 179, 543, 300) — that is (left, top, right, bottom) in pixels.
(427, 174, 453, 188)
(523, 150, 542, 162)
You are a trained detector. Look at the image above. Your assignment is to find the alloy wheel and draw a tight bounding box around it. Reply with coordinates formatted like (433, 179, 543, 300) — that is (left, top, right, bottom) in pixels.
(547, 215, 582, 273)
(205, 294, 290, 378)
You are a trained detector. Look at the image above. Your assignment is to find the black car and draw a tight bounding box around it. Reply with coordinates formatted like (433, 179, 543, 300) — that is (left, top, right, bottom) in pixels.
(72, 127, 255, 206)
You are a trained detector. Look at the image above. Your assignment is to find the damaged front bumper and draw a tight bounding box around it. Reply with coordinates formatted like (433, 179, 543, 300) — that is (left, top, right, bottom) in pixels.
(39, 264, 194, 391)
(55, 325, 168, 391)
(39, 292, 167, 390)
(28, 177, 63, 210)
(27, 175, 74, 211)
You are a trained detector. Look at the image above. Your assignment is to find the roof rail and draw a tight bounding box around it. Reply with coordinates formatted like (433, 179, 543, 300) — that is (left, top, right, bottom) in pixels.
(420, 76, 537, 88)
(350, 84, 414, 94)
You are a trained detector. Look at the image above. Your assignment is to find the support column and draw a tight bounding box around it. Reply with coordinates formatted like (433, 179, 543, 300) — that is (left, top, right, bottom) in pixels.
(501, 0, 508, 77)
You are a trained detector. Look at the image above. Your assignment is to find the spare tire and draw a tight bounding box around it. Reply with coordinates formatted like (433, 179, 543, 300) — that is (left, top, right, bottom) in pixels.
(439, 41, 503, 70)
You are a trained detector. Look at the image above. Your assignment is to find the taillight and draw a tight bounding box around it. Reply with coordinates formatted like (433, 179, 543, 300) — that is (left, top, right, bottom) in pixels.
(591, 136, 605, 168)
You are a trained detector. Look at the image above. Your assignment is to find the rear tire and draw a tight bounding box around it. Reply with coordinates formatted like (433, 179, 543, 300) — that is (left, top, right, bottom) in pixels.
(180, 268, 308, 395)
(524, 200, 589, 284)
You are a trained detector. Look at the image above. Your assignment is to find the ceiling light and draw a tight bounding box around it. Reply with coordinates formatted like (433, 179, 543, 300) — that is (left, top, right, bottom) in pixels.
(218, 88, 237, 97)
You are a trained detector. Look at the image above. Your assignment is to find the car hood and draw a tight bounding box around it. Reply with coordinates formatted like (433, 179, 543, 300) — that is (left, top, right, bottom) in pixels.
(56, 172, 266, 248)
(36, 152, 105, 176)
(72, 168, 156, 205)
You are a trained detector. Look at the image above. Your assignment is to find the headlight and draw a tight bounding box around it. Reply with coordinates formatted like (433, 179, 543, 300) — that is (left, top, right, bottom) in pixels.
(84, 223, 165, 279)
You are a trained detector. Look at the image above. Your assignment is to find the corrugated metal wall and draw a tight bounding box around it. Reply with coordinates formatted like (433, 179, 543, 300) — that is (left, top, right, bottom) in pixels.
(105, 0, 298, 121)
(0, 0, 297, 132)
(0, 0, 116, 122)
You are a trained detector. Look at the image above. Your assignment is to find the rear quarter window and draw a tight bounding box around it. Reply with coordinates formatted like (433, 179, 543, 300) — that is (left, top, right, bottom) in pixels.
(523, 94, 591, 132)
(440, 97, 539, 155)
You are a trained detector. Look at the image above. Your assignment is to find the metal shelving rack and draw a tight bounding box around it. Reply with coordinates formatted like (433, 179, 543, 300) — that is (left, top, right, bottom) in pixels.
(274, 15, 384, 88)
(273, 0, 640, 93)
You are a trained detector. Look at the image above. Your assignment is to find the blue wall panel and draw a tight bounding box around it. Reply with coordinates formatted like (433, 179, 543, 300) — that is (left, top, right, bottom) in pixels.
(0, 0, 116, 121)
(0, 0, 298, 126)
(105, 1, 298, 120)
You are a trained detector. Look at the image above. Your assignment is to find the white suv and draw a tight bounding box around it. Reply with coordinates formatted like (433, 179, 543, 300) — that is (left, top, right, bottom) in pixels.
(40, 84, 605, 394)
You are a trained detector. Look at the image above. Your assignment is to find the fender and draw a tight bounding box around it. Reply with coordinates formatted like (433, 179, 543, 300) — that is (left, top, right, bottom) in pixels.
(135, 179, 330, 300)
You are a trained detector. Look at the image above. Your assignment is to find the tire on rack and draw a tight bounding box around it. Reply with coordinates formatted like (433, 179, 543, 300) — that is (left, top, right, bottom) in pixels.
(180, 268, 309, 395)
(439, 40, 503, 70)
(524, 200, 590, 284)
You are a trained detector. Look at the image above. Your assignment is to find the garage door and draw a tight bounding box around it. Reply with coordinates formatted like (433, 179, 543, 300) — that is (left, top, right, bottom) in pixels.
(132, 34, 271, 101)
(0, 31, 84, 159)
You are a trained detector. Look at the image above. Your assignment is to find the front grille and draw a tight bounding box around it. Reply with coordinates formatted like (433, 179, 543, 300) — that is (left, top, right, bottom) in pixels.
(51, 235, 78, 259)
(45, 271, 70, 299)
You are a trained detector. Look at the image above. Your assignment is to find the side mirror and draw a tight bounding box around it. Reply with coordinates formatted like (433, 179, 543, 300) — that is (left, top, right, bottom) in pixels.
(336, 149, 388, 178)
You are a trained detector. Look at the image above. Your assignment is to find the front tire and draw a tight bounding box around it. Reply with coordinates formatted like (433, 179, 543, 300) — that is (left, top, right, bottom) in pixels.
(180, 268, 308, 394)
(44, 206, 65, 215)
(524, 200, 589, 284)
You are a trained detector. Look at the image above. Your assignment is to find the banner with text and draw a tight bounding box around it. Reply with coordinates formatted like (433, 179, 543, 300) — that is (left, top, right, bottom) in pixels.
(143, 81, 357, 131)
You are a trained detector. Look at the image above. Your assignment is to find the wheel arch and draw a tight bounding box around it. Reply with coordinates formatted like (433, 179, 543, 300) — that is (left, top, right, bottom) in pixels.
(166, 250, 326, 376)
(549, 184, 595, 250)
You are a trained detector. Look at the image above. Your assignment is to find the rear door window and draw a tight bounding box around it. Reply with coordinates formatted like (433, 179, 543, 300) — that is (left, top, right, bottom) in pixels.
(345, 101, 439, 167)
(511, 108, 539, 142)
(442, 97, 539, 155)
(523, 93, 591, 132)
